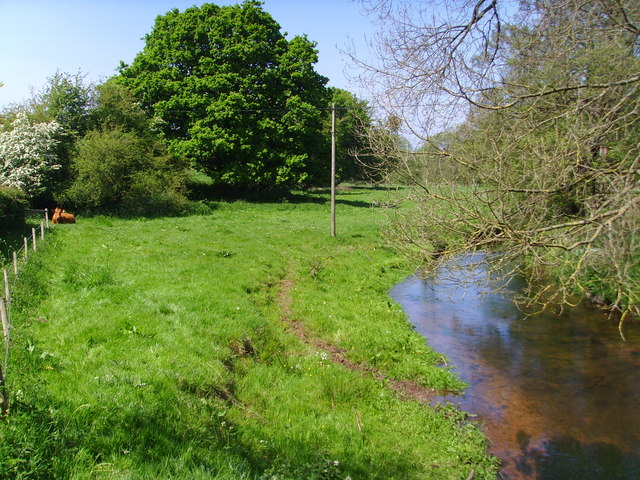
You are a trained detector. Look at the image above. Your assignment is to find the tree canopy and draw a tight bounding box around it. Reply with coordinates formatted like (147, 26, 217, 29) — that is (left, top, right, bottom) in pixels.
(118, 1, 330, 189)
(32, 71, 94, 138)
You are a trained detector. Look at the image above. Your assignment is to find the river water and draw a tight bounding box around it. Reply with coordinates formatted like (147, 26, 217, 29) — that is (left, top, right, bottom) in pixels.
(389, 260, 640, 479)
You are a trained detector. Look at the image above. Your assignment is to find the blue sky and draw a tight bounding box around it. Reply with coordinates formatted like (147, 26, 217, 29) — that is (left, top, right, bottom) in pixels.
(0, 0, 378, 108)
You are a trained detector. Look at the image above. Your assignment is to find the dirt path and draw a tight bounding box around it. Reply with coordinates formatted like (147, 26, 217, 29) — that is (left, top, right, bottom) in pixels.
(277, 275, 440, 403)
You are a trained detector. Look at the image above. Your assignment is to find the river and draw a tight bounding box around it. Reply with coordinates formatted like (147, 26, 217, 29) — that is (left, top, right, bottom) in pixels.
(389, 259, 640, 479)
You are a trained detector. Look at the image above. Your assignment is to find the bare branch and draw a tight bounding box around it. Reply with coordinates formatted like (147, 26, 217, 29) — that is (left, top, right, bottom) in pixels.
(354, 0, 640, 322)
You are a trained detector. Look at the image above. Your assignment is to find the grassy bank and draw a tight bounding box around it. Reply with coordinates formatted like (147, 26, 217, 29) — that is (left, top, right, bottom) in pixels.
(1, 187, 499, 479)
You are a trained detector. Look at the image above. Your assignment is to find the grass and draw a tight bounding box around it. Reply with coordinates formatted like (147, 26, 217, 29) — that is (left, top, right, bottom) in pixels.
(1, 187, 499, 479)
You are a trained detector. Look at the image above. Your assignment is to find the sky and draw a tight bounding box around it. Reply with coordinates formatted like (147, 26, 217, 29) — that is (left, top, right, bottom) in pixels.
(0, 0, 379, 108)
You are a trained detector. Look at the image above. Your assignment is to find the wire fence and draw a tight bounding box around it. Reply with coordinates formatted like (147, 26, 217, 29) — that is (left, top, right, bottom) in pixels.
(1, 208, 51, 414)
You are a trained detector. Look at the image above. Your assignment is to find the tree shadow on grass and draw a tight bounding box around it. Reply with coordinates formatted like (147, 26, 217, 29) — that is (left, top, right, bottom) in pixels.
(0, 214, 51, 264)
(189, 186, 381, 209)
(4, 395, 427, 479)
(59, 184, 400, 221)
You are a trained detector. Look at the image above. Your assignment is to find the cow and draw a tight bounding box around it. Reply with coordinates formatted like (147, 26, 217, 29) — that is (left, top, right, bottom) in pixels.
(52, 207, 76, 224)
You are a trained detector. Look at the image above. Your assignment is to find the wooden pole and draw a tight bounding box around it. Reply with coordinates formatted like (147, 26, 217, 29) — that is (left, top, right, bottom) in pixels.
(2, 269, 9, 305)
(0, 363, 6, 414)
(40, 222, 45, 240)
(330, 102, 336, 238)
(32, 228, 37, 251)
(12, 252, 18, 276)
(44, 208, 49, 228)
(23, 238, 28, 259)
(0, 297, 8, 343)
(0, 296, 8, 414)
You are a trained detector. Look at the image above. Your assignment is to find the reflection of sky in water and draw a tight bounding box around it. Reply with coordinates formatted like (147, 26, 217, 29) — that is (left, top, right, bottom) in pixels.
(389, 255, 640, 480)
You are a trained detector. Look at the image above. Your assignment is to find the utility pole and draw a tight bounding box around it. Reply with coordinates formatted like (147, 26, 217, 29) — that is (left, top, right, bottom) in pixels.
(330, 102, 336, 237)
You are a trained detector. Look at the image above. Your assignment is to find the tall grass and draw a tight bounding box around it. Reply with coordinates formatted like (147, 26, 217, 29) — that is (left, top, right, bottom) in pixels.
(1, 187, 499, 479)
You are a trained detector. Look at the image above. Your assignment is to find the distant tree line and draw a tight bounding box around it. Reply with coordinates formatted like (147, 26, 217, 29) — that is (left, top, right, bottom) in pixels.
(1, 1, 379, 227)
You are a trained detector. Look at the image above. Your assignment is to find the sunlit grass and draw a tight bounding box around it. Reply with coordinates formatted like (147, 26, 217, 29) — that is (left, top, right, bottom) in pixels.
(2, 187, 499, 479)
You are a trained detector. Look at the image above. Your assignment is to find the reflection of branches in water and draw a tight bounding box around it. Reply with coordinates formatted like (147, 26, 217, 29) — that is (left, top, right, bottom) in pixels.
(416, 252, 525, 309)
(393, 253, 640, 480)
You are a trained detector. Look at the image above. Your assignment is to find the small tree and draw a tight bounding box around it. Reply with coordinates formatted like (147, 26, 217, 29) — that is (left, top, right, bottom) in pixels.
(354, 0, 640, 328)
(0, 112, 62, 198)
(33, 71, 94, 137)
(64, 127, 187, 214)
(13, 71, 97, 204)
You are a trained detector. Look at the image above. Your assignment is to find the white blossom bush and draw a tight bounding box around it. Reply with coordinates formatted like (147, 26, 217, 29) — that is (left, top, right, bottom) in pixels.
(0, 112, 62, 197)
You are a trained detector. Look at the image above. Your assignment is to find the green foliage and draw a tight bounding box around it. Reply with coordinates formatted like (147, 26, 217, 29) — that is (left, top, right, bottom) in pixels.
(118, 1, 330, 189)
(32, 71, 94, 138)
(0, 185, 27, 230)
(328, 88, 379, 182)
(89, 80, 157, 137)
(62, 127, 188, 215)
(62, 81, 189, 216)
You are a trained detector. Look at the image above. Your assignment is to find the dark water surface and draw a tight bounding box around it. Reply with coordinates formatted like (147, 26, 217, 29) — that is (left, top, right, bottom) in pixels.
(389, 262, 640, 479)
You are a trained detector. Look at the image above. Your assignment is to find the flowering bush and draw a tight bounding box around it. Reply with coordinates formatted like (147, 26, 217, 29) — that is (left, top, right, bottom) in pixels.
(0, 112, 62, 197)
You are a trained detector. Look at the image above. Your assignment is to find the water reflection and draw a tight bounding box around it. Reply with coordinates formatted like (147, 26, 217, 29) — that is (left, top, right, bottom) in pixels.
(389, 257, 640, 479)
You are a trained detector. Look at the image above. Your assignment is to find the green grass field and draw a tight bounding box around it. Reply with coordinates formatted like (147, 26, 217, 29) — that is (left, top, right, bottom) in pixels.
(1, 187, 499, 479)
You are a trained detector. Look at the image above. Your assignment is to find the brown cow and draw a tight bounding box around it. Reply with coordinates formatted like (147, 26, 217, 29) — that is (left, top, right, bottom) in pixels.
(52, 207, 76, 224)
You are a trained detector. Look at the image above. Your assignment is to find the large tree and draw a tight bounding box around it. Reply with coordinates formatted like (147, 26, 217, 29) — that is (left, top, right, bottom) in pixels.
(354, 0, 640, 328)
(118, 1, 329, 189)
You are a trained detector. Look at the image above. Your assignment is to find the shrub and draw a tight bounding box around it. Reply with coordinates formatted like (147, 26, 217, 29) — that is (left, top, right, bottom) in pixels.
(0, 185, 28, 230)
(62, 127, 188, 216)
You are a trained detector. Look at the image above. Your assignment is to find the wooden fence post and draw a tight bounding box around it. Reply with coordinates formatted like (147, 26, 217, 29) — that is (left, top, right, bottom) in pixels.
(0, 296, 8, 415)
(40, 222, 45, 240)
(23, 238, 28, 260)
(44, 209, 49, 228)
(2, 269, 9, 305)
(0, 297, 8, 343)
(0, 362, 6, 414)
(12, 252, 18, 276)
(32, 228, 37, 251)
